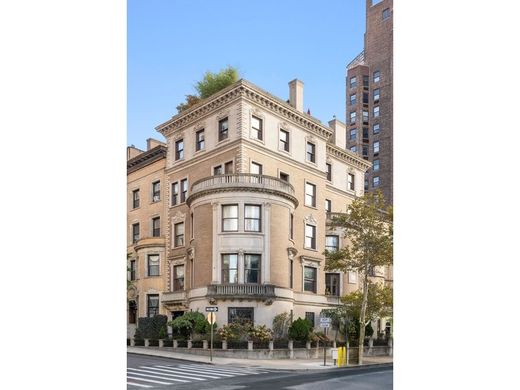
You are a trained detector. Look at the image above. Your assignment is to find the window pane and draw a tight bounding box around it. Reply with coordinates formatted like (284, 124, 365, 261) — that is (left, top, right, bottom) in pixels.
(223, 205, 238, 218)
(223, 219, 238, 231)
(245, 205, 260, 218)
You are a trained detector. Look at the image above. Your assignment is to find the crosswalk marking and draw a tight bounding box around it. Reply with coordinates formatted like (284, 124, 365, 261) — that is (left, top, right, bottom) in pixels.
(141, 366, 222, 379)
(154, 364, 237, 377)
(178, 364, 269, 375)
(127, 369, 190, 383)
(133, 367, 207, 381)
(127, 376, 172, 385)
(127, 382, 152, 388)
(127, 363, 273, 388)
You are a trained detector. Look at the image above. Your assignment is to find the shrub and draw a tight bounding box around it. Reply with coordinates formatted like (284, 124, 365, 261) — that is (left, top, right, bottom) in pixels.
(136, 315, 168, 339)
(168, 311, 210, 339)
(272, 312, 291, 340)
(288, 318, 312, 342)
(249, 325, 273, 342)
(217, 322, 252, 342)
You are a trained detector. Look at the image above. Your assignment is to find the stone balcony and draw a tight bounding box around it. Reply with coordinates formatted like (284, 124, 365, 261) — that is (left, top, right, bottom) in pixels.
(187, 174, 298, 206)
(161, 290, 187, 304)
(207, 284, 276, 302)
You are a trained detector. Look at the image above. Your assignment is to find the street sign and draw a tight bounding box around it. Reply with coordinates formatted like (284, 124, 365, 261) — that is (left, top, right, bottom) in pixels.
(207, 312, 216, 324)
(205, 306, 218, 312)
(319, 317, 332, 324)
(321, 322, 331, 328)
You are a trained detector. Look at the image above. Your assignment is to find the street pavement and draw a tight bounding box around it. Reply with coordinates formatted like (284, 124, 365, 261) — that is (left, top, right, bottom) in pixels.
(128, 354, 281, 388)
(128, 353, 392, 389)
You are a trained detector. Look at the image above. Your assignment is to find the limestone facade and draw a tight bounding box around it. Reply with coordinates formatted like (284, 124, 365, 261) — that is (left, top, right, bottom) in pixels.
(128, 78, 391, 336)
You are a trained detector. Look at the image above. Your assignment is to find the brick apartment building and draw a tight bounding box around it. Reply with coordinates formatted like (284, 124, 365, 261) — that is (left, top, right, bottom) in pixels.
(127, 78, 393, 337)
(346, 0, 393, 204)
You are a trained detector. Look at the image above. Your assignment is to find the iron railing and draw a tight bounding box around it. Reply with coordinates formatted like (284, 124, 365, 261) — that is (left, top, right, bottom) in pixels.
(207, 283, 276, 298)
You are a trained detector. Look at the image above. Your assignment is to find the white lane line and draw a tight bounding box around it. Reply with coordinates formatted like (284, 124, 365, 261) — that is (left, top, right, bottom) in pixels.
(178, 364, 261, 375)
(142, 366, 219, 379)
(127, 382, 152, 388)
(127, 376, 172, 385)
(178, 364, 263, 373)
(135, 367, 207, 381)
(127, 369, 190, 383)
(154, 365, 238, 377)
(175, 365, 252, 376)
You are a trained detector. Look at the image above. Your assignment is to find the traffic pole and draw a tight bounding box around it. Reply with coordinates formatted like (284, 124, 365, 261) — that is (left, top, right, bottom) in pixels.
(210, 320, 213, 362)
(323, 327, 327, 366)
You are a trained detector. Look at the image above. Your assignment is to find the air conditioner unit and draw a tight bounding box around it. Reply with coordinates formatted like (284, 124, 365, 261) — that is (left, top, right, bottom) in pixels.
(153, 195, 160, 202)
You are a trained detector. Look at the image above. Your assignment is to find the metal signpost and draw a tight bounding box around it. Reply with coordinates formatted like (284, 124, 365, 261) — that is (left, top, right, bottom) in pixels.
(319, 317, 332, 366)
(206, 307, 218, 361)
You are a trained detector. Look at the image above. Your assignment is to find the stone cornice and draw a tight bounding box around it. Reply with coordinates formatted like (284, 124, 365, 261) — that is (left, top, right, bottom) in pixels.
(326, 144, 372, 172)
(127, 145, 167, 174)
(186, 186, 299, 208)
(155, 79, 333, 140)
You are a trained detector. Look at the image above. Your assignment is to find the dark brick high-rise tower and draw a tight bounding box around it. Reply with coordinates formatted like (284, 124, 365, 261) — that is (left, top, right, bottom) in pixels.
(346, 0, 393, 204)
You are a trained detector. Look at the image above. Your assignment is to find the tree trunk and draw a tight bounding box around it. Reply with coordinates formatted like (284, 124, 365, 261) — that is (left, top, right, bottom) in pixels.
(358, 269, 369, 364)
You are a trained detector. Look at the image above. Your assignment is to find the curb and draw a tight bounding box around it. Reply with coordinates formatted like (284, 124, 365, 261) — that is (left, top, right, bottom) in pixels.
(127, 347, 392, 371)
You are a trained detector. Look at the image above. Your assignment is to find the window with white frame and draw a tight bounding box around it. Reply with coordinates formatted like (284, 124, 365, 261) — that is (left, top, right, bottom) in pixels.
(325, 235, 339, 252)
(279, 129, 290, 152)
(350, 76, 357, 88)
(373, 141, 380, 155)
(363, 110, 369, 122)
(373, 176, 380, 187)
(222, 205, 238, 231)
(306, 142, 315, 163)
(171, 182, 179, 206)
(305, 224, 316, 249)
(348, 173, 355, 191)
(173, 264, 184, 291)
(174, 222, 184, 247)
(350, 145, 357, 153)
(222, 254, 238, 283)
(195, 129, 205, 151)
(180, 179, 188, 203)
(350, 93, 356, 106)
(373, 106, 380, 118)
(251, 161, 262, 175)
(325, 273, 340, 296)
(132, 223, 139, 243)
(251, 116, 263, 140)
(280, 172, 289, 182)
(373, 70, 380, 83)
(213, 165, 223, 175)
(152, 216, 160, 237)
(349, 128, 357, 140)
(349, 111, 356, 124)
(132, 189, 140, 209)
(152, 181, 160, 202)
(147, 294, 159, 317)
(304, 266, 317, 293)
(373, 88, 380, 102)
(219, 117, 229, 141)
(325, 199, 331, 212)
(326, 163, 332, 181)
(382, 8, 390, 20)
(244, 205, 261, 232)
(244, 254, 260, 283)
(373, 159, 380, 171)
(373, 123, 380, 134)
(175, 139, 184, 160)
(305, 182, 316, 207)
(147, 254, 160, 276)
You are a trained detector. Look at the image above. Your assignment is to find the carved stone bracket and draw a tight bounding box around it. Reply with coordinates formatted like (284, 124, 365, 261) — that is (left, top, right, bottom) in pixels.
(287, 247, 298, 260)
(304, 214, 317, 225)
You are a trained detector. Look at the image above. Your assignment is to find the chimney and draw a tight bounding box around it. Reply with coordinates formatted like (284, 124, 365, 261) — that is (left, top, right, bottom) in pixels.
(147, 138, 165, 150)
(328, 119, 347, 150)
(288, 79, 304, 112)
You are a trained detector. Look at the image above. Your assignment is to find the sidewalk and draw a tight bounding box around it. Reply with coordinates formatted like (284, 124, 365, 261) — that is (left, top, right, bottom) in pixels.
(127, 346, 393, 371)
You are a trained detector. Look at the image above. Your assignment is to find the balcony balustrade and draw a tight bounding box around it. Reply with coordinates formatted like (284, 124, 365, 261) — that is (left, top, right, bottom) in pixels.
(207, 283, 275, 300)
(187, 174, 298, 206)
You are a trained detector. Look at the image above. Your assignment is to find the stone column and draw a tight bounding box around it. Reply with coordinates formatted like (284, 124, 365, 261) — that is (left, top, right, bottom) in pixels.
(248, 341, 253, 351)
(159, 339, 164, 348)
(288, 340, 294, 359)
(130, 338, 135, 347)
(188, 340, 192, 349)
(388, 337, 393, 356)
(203, 340, 208, 349)
(269, 341, 274, 351)
(144, 339, 149, 347)
(306, 341, 311, 350)
(222, 340, 227, 350)
(173, 340, 178, 349)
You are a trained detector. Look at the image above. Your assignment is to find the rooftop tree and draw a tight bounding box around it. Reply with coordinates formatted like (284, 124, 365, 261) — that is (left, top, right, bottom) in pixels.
(176, 66, 239, 113)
